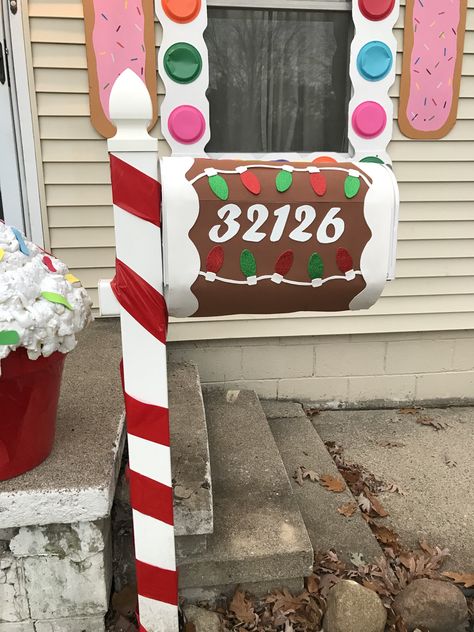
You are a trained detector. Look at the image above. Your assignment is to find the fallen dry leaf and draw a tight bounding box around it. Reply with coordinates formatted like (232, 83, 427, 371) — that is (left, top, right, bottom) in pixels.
(416, 417, 448, 431)
(306, 575, 319, 594)
(319, 474, 346, 493)
(365, 491, 389, 518)
(377, 441, 406, 448)
(337, 502, 357, 518)
(442, 571, 474, 588)
(267, 588, 310, 615)
(350, 552, 366, 567)
(372, 524, 399, 546)
(229, 589, 256, 624)
(398, 407, 422, 415)
(358, 493, 371, 514)
(293, 466, 319, 486)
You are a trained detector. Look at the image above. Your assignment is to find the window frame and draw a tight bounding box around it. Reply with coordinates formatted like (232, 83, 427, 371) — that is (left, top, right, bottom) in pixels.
(157, 0, 399, 159)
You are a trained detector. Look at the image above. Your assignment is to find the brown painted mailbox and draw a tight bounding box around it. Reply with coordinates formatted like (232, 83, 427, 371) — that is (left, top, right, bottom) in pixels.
(161, 158, 399, 318)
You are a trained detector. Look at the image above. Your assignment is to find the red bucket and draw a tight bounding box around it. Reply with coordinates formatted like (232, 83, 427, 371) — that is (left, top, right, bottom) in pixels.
(0, 348, 66, 481)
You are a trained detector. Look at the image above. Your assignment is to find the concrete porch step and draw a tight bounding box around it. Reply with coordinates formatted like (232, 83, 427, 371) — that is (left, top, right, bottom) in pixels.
(178, 388, 313, 602)
(168, 362, 213, 543)
(265, 402, 382, 565)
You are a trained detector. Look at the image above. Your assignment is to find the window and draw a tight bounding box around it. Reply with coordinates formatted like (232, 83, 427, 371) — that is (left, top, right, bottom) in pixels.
(205, 5, 353, 154)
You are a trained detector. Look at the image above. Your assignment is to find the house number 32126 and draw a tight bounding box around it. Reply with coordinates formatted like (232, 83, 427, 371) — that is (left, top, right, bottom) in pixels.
(209, 204, 345, 244)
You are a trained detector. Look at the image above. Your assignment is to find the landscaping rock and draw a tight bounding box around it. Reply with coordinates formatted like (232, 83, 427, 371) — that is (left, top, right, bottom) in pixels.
(393, 578, 468, 632)
(323, 580, 386, 632)
(183, 605, 221, 632)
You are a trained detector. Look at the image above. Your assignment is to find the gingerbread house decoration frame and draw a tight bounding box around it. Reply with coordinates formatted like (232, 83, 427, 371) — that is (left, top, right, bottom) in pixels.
(87, 0, 405, 630)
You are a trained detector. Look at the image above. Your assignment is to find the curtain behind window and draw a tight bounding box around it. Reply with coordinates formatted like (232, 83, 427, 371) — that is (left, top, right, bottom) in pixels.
(205, 7, 352, 154)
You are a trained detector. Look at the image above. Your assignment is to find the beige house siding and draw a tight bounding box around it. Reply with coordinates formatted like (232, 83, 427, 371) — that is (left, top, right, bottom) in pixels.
(27, 0, 474, 343)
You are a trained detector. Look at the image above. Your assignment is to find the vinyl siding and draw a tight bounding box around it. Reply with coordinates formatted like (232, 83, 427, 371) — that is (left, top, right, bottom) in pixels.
(26, 0, 474, 338)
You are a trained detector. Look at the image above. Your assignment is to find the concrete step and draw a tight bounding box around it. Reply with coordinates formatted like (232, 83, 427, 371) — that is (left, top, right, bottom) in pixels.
(178, 388, 313, 602)
(266, 402, 382, 565)
(169, 362, 213, 539)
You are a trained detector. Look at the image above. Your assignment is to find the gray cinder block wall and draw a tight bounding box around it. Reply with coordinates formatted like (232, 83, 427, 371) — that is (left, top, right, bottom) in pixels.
(168, 330, 474, 408)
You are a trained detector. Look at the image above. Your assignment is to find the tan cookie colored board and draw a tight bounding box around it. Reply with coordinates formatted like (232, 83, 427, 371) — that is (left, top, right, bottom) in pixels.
(398, 0, 467, 140)
(82, 0, 158, 138)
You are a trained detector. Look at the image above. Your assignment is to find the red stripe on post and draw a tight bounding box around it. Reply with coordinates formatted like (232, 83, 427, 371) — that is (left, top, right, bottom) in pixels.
(111, 258, 168, 344)
(125, 391, 171, 446)
(129, 469, 174, 525)
(136, 560, 179, 606)
(110, 154, 161, 227)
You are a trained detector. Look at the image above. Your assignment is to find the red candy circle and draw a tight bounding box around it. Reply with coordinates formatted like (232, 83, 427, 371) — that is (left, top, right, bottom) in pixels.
(162, 0, 201, 23)
(358, 0, 395, 21)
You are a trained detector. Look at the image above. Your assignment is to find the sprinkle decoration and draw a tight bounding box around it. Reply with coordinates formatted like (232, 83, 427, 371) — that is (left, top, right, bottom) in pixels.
(65, 273, 81, 285)
(42, 256, 57, 273)
(310, 172, 327, 197)
(240, 249, 257, 284)
(344, 174, 361, 199)
(239, 169, 261, 195)
(0, 248, 4, 262)
(0, 330, 20, 346)
(208, 174, 229, 201)
(41, 291, 73, 311)
(11, 227, 29, 255)
(276, 169, 293, 193)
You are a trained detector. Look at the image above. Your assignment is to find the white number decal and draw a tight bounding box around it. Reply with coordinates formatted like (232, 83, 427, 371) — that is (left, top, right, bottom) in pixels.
(317, 207, 345, 244)
(270, 205, 291, 242)
(289, 205, 316, 243)
(209, 204, 345, 244)
(243, 204, 269, 242)
(209, 204, 241, 243)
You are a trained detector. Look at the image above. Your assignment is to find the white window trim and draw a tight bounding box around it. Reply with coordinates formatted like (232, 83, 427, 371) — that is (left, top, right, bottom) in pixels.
(4, 1, 46, 248)
(208, 0, 351, 10)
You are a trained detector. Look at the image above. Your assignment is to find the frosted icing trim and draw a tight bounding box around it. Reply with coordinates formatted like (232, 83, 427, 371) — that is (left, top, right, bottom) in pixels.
(349, 1, 400, 163)
(155, 0, 210, 156)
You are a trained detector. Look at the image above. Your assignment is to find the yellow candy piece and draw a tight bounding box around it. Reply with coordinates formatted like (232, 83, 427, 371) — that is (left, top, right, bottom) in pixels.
(65, 273, 81, 284)
(0, 248, 4, 262)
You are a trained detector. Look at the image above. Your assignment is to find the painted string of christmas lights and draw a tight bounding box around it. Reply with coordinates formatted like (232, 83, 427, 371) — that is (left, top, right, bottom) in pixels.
(189, 165, 372, 200)
(202, 246, 358, 287)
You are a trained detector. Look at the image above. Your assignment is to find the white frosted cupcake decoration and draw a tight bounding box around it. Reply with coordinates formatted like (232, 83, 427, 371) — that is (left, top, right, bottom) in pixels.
(0, 222, 93, 361)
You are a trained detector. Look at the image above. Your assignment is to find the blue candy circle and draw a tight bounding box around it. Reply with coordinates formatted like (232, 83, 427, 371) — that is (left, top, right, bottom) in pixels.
(357, 41, 393, 81)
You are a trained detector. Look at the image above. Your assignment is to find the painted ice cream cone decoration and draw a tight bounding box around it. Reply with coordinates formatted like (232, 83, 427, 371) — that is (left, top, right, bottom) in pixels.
(0, 221, 92, 480)
(337, 248, 356, 281)
(0, 222, 92, 361)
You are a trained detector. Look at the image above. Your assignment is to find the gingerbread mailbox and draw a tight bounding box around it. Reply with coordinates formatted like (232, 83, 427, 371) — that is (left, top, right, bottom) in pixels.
(161, 158, 398, 318)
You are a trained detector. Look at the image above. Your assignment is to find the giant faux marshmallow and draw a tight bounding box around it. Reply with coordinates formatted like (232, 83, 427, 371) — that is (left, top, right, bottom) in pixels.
(161, 158, 399, 318)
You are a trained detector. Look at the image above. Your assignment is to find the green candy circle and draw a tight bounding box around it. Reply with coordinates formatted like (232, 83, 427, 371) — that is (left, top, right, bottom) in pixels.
(164, 43, 202, 84)
(360, 155, 385, 164)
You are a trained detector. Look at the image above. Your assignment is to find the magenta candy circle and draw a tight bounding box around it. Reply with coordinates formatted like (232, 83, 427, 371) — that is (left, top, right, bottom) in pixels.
(168, 106, 206, 144)
(352, 101, 387, 139)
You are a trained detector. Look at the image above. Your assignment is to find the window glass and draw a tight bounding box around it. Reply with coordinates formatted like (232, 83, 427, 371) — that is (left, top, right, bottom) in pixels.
(205, 7, 352, 154)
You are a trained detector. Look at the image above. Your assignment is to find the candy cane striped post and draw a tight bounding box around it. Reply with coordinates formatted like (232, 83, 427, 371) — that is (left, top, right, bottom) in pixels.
(107, 69, 179, 632)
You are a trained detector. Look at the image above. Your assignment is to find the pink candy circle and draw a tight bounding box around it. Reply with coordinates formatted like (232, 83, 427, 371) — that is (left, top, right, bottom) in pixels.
(352, 101, 387, 139)
(168, 106, 206, 144)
